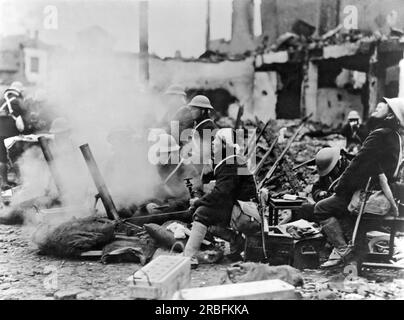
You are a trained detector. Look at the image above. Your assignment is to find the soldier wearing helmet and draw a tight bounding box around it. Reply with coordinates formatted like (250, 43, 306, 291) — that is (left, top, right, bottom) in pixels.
(141, 132, 200, 215)
(159, 84, 187, 129)
(315, 97, 404, 268)
(293, 147, 350, 222)
(312, 147, 350, 202)
(340, 110, 369, 153)
(167, 95, 217, 146)
(0, 82, 26, 186)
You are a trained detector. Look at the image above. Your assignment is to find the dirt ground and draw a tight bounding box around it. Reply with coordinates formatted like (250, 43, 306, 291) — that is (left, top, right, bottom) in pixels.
(1, 224, 404, 300)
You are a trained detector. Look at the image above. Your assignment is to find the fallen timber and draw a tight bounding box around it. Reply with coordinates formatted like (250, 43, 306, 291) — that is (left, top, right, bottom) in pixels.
(244, 119, 271, 159)
(257, 113, 313, 190)
(252, 135, 279, 176)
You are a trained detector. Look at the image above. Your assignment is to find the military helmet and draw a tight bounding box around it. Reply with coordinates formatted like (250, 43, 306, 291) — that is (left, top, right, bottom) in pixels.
(187, 95, 214, 110)
(315, 147, 341, 177)
(384, 97, 404, 127)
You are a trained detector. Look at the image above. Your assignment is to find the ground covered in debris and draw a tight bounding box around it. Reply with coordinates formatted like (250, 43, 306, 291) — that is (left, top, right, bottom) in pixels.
(1, 224, 404, 300)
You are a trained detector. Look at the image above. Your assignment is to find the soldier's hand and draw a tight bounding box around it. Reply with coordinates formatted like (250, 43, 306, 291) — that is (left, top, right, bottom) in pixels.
(189, 197, 199, 207)
(391, 203, 399, 217)
(318, 191, 328, 199)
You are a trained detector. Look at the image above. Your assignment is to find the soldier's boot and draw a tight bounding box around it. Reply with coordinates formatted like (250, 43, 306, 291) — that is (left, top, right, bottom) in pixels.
(209, 226, 244, 262)
(320, 217, 353, 268)
(184, 221, 208, 268)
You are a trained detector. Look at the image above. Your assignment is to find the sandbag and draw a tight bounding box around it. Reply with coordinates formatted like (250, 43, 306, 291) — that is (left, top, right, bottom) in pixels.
(36, 216, 115, 258)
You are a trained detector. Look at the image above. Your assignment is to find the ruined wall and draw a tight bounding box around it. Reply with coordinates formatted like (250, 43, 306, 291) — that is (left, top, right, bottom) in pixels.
(252, 71, 277, 121)
(261, 0, 319, 44)
(340, 0, 404, 34)
(149, 57, 255, 114)
(210, 0, 257, 55)
(316, 88, 363, 127)
(261, 0, 404, 44)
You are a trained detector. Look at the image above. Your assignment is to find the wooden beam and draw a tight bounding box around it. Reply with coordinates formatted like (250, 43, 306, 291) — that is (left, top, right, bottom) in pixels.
(139, 1, 149, 83)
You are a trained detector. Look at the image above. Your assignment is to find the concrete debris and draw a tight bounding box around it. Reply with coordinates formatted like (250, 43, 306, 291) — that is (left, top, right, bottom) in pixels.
(225, 263, 304, 287)
(53, 289, 83, 300)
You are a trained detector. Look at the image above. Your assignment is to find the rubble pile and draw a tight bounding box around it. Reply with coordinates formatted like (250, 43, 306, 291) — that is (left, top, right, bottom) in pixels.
(247, 119, 345, 195)
(298, 269, 404, 300)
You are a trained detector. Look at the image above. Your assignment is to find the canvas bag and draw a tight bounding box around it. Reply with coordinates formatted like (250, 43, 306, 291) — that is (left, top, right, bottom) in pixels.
(230, 200, 261, 235)
(348, 132, 402, 216)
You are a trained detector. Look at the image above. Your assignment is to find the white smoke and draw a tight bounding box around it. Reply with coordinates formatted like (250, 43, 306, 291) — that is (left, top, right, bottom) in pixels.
(5, 48, 173, 223)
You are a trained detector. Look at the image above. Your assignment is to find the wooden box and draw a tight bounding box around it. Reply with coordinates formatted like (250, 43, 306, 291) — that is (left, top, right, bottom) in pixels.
(172, 279, 296, 300)
(245, 232, 324, 269)
(127, 255, 191, 300)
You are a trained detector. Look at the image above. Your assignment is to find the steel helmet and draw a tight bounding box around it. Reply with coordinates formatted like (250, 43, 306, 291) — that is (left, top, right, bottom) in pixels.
(156, 133, 180, 153)
(315, 147, 341, 177)
(188, 95, 214, 110)
(384, 97, 404, 127)
(347, 110, 360, 120)
(49, 117, 71, 134)
(164, 84, 186, 96)
(9, 81, 24, 94)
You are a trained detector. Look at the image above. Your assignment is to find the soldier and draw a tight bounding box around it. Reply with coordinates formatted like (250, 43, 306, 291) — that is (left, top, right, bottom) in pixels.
(168, 95, 216, 147)
(159, 84, 187, 129)
(340, 110, 368, 153)
(0, 82, 26, 187)
(315, 98, 404, 268)
(184, 128, 257, 267)
(143, 133, 200, 215)
(293, 147, 350, 222)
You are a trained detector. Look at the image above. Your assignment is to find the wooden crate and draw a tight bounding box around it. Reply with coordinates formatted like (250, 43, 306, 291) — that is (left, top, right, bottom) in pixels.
(245, 233, 324, 269)
(172, 279, 296, 300)
(127, 255, 191, 300)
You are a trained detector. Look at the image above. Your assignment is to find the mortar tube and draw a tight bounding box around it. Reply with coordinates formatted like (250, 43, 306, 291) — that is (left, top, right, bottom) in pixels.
(79, 143, 120, 221)
(38, 136, 64, 196)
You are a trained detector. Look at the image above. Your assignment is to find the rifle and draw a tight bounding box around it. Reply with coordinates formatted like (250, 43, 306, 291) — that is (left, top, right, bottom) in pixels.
(163, 158, 185, 184)
(257, 113, 312, 190)
(255, 183, 269, 262)
(292, 158, 316, 171)
(350, 177, 372, 247)
(126, 210, 191, 226)
(252, 135, 278, 176)
(244, 119, 271, 158)
(234, 103, 244, 129)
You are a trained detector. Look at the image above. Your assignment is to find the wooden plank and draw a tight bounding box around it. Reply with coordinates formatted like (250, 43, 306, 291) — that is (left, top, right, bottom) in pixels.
(80, 250, 103, 258)
(362, 262, 404, 270)
(172, 279, 296, 300)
